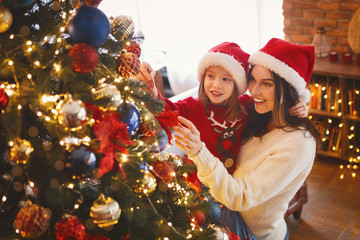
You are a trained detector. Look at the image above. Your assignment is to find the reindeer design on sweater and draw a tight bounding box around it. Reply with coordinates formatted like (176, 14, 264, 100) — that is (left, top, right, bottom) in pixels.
(208, 111, 242, 173)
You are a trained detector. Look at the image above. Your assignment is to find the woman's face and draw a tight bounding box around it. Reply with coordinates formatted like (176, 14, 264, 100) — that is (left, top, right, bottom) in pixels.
(204, 65, 235, 107)
(248, 65, 276, 114)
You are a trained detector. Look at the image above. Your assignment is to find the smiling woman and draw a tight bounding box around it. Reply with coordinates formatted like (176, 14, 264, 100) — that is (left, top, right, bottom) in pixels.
(98, 0, 284, 95)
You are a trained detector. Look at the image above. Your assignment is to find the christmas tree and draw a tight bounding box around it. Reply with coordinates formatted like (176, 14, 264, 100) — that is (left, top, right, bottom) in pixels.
(0, 0, 227, 239)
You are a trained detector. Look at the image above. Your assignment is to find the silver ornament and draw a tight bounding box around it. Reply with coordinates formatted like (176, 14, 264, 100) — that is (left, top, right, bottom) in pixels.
(93, 84, 121, 110)
(56, 98, 87, 131)
(213, 225, 230, 240)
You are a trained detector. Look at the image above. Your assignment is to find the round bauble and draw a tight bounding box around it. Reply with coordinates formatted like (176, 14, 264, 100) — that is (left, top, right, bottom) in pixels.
(93, 84, 121, 110)
(0, 87, 9, 111)
(110, 15, 134, 41)
(132, 171, 157, 196)
(69, 43, 98, 74)
(90, 194, 121, 228)
(150, 160, 174, 184)
(14, 201, 50, 238)
(207, 198, 222, 224)
(117, 102, 140, 135)
(213, 225, 230, 240)
(67, 145, 97, 178)
(68, 6, 110, 48)
(191, 210, 206, 227)
(54, 215, 87, 240)
(124, 40, 141, 57)
(56, 98, 87, 131)
(9, 138, 34, 165)
(0, 6, 13, 33)
(116, 52, 140, 79)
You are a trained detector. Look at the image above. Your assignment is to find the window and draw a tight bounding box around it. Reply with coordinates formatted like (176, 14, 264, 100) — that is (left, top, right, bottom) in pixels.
(99, 0, 284, 94)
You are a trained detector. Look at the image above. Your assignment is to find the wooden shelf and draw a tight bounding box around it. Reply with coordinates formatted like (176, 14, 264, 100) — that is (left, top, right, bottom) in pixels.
(310, 58, 360, 161)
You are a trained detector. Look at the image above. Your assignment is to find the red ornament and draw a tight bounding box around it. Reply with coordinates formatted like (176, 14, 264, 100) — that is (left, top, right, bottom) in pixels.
(150, 160, 175, 184)
(124, 40, 141, 57)
(69, 43, 99, 74)
(14, 202, 51, 238)
(0, 88, 9, 111)
(116, 52, 140, 78)
(190, 210, 206, 227)
(55, 215, 88, 240)
(84, 0, 102, 7)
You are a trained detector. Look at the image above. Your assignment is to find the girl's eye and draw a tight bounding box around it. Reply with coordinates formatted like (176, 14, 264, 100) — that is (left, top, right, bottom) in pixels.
(207, 74, 214, 78)
(264, 82, 272, 87)
(223, 78, 231, 82)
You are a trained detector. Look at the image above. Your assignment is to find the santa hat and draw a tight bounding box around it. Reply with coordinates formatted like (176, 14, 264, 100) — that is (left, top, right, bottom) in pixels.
(248, 38, 314, 103)
(197, 42, 249, 95)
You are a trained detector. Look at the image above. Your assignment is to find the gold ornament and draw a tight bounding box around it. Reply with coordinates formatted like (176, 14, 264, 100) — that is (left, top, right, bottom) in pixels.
(93, 84, 121, 110)
(0, 6, 13, 33)
(132, 171, 157, 196)
(10, 138, 34, 165)
(110, 15, 134, 41)
(56, 97, 87, 131)
(14, 201, 50, 238)
(90, 194, 121, 228)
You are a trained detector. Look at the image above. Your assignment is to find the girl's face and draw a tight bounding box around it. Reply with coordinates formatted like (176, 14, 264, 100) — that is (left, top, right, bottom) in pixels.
(248, 65, 276, 114)
(204, 65, 235, 107)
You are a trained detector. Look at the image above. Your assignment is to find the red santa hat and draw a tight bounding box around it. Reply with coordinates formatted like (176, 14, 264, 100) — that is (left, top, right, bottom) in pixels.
(197, 42, 250, 95)
(248, 38, 314, 102)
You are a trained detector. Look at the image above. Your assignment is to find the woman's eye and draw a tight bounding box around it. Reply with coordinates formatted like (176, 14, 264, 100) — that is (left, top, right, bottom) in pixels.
(223, 78, 231, 82)
(264, 82, 272, 87)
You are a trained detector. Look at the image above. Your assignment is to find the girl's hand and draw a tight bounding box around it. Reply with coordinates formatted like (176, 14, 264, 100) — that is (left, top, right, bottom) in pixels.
(134, 61, 158, 97)
(173, 116, 202, 157)
(289, 98, 308, 118)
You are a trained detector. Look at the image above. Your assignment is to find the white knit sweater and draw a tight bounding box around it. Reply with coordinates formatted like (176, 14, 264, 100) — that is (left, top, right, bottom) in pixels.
(191, 128, 316, 240)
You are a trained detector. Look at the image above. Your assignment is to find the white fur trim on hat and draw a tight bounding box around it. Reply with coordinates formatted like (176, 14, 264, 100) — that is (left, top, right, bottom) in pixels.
(248, 51, 308, 101)
(197, 52, 247, 95)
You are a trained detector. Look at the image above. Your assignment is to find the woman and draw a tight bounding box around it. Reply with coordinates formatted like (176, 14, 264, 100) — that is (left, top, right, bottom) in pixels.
(173, 38, 321, 240)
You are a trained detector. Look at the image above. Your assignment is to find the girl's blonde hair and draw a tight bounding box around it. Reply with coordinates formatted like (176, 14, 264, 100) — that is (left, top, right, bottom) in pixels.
(198, 68, 246, 122)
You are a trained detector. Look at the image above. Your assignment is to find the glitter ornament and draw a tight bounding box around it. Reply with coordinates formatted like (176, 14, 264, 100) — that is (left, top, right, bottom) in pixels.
(55, 215, 88, 240)
(56, 97, 87, 130)
(9, 138, 34, 165)
(14, 201, 50, 238)
(110, 15, 134, 41)
(191, 210, 206, 227)
(116, 52, 140, 79)
(0, 6, 13, 33)
(124, 40, 141, 57)
(67, 145, 97, 178)
(93, 84, 121, 110)
(213, 225, 230, 240)
(150, 160, 174, 184)
(0, 87, 9, 111)
(69, 43, 99, 74)
(132, 31, 145, 45)
(90, 194, 121, 228)
(68, 6, 110, 48)
(132, 171, 157, 196)
(117, 101, 140, 135)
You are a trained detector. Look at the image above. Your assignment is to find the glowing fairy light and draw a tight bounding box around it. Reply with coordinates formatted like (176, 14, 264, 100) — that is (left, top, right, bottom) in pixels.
(34, 61, 40, 66)
(8, 60, 13, 66)
(10, 34, 14, 39)
(17, 105, 22, 110)
(2, 196, 7, 202)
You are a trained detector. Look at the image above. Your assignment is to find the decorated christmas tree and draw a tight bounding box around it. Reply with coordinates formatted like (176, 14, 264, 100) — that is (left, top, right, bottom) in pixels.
(0, 0, 227, 239)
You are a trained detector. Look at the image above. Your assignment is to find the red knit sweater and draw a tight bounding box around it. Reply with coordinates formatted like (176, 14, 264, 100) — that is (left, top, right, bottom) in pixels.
(163, 94, 253, 174)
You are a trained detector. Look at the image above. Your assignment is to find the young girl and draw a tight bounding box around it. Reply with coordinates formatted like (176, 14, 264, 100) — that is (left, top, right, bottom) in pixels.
(172, 38, 321, 240)
(136, 42, 308, 175)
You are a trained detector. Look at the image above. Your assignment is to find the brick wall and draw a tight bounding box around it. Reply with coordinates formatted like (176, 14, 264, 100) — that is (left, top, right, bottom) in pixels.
(283, 0, 360, 54)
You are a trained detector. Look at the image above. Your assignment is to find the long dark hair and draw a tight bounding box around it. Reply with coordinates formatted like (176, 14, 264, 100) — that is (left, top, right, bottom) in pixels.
(242, 66, 321, 147)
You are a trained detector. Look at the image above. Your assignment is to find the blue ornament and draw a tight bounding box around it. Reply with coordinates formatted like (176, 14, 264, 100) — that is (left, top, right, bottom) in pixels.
(117, 102, 140, 135)
(151, 128, 168, 153)
(68, 6, 110, 48)
(207, 198, 222, 224)
(69, 145, 97, 178)
(14, 0, 33, 7)
(139, 162, 149, 172)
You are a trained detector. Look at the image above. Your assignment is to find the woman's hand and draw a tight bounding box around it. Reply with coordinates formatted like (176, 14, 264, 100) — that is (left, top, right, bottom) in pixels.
(173, 116, 202, 157)
(134, 61, 158, 97)
(289, 98, 308, 118)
